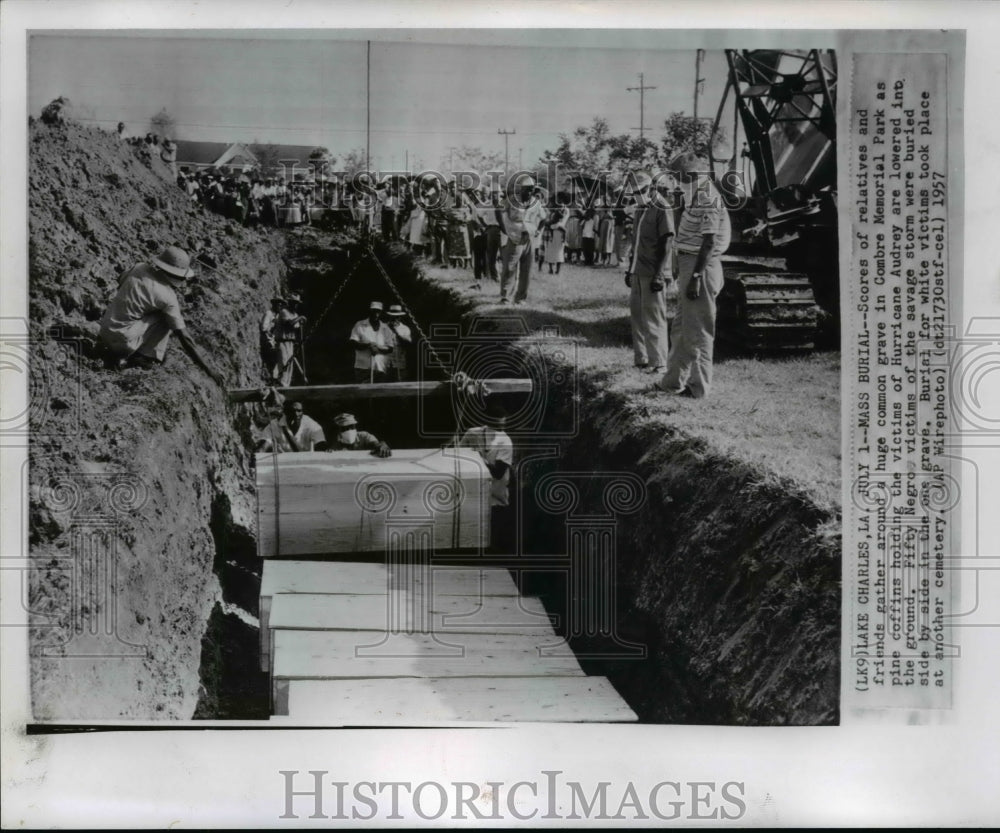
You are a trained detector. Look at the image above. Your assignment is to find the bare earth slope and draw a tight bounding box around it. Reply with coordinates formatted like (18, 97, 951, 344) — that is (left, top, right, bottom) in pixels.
(27, 119, 285, 719)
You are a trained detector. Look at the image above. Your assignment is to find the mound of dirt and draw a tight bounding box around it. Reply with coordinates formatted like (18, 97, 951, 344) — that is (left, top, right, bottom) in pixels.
(27, 117, 288, 718)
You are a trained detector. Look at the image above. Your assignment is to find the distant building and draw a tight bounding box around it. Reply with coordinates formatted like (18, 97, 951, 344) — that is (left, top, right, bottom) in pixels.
(174, 141, 326, 180)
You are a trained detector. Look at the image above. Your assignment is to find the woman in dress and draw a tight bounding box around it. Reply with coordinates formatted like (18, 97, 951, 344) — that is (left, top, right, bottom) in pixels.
(564, 207, 583, 264)
(597, 206, 616, 266)
(544, 206, 568, 274)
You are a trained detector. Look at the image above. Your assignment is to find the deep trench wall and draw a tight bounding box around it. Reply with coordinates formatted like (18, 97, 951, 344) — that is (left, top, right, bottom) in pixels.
(27, 119, 286, 719)
(517, 369, 841, 725)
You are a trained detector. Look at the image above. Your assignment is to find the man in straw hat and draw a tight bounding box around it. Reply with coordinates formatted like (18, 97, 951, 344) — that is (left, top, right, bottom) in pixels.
(99, 244, 224, 386)
(274, 292, 307, 386)
(655, 152, 731, 399)
(623, 168, 675, 373)
(349, 300, 395, 383)
(384, 304, 412, 382)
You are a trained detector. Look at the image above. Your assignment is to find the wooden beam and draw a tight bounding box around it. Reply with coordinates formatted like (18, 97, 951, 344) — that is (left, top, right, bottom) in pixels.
(228, 378, 534, 403)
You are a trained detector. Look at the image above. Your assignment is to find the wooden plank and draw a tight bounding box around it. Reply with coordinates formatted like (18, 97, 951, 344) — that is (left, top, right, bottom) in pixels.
(267, 592, 557, 637)
(273, 676, 638, 723)
(261, 561, 520, 598)
(256, 449, 490, 557)
(230, 378, 534, 403)
(271, 629, 584, 683)
(260, 562, 522, 673)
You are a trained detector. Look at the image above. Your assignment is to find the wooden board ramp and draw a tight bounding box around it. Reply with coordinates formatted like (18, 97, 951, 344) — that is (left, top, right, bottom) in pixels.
(261, 559, 637, 724)
(271, 677, 638, 723)
(229, 378, 533, 403)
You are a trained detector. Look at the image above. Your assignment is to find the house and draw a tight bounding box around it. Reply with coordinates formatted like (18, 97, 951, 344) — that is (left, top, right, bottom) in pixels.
(175, 141, 329, 180)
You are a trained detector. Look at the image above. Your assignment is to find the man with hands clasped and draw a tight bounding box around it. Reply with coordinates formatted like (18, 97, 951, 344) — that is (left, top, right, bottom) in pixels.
(623, 169, 675, 374)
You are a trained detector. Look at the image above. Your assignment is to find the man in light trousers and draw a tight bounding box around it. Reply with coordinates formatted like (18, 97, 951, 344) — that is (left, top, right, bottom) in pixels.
(623, 169, 674, 373)
(656, 153, 731, 399)
(498, 175, 545, 305)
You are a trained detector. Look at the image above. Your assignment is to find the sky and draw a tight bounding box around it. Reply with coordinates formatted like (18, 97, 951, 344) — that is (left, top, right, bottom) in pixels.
(28, 31, 730, 172)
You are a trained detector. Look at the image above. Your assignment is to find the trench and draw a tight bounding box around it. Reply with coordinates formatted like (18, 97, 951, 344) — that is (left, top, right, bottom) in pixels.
(194, 228, 840, 725)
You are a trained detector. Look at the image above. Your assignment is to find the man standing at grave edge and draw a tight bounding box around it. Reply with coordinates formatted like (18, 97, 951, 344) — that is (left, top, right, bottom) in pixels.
(623, 169, 674, 373)
(656, 153, 731, 399)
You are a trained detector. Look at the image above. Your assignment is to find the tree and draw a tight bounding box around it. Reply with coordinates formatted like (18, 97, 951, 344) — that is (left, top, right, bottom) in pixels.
(149, 107, 176, 138)
(659, 112, 726, 164)
(308, 146, 336, 179)
(441, 145, 505, 176)
(249, 141, 281, 179)
(338, 147, 368, 178)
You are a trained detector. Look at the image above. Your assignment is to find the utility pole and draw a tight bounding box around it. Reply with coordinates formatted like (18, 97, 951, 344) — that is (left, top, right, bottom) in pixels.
(518, 147, 523, 169)
(693, 49, 705, 121)
(498, 127, 516, 174)
(627, 73, 657, 140)
(404, 149, 409, 171)
(365, 40, 371, 173)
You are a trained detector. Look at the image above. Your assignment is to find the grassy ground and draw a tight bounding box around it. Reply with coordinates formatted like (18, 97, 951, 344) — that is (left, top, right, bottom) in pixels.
(422, 255, 841, 512)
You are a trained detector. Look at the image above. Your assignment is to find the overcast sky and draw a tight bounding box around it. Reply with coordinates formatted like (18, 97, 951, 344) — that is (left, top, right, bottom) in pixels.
(29, 31, 731, 171)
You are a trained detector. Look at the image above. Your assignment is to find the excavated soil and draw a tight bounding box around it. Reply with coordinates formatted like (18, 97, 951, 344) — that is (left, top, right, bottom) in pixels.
(27, 119, 286, 719)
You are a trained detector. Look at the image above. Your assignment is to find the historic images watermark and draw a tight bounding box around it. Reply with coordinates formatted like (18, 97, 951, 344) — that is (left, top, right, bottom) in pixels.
(278, 770, 747, 822)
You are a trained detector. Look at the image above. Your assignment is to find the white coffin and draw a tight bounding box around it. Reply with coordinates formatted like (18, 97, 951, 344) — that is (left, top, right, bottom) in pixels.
(256, 449, 490, 557)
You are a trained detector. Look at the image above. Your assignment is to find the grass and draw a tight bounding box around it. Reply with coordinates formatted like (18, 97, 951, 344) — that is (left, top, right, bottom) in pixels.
(422, 256, 841, 512)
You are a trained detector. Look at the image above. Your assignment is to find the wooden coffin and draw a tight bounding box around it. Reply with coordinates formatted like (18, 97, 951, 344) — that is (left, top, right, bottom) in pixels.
(256, 449, 490, 557)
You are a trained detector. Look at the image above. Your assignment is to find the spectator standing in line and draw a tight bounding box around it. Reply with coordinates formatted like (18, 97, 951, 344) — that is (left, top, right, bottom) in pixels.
(580, 209, 597, 266)
(498, 175, 546, 305)
(544, 204, 568, 275)
(98, 245, 224, 386)
(656, 153, 732, 399)
(564, 207, 583, 264)
(623, 170, 674, 374)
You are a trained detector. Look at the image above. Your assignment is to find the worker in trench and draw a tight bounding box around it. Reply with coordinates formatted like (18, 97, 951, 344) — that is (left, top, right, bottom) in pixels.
(349, 300, 396, 383)
(258, 295, 284, 384)
(454, 397, 514, 553)
(254, 395, 327, 453)
(324, 413, 392, 457)
(273, 292, 307, 386)
(98, 244, 225, 386)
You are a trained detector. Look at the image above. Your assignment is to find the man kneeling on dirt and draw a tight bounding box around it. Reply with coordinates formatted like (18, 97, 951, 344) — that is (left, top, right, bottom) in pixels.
(98, 245, 224, 386)
(325, 412, 391, 457)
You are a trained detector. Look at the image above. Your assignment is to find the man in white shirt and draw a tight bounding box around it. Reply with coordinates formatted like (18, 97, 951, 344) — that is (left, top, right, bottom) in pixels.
(458, 400, 514, 552)
(255, 399, 326, 453)
(98, 245, 224, 386)
(498, 175, 546, 305)
(656, 153, 733, 399)
(384, 304, 412, 381)
(349, 301, 395, 383)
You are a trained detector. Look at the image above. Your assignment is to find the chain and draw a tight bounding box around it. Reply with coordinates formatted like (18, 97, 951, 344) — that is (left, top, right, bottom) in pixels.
(304, 247, 365, 339)
(367, 243, 453, 371)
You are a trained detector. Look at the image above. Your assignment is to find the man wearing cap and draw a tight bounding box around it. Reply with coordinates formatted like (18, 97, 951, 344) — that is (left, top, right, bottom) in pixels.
(623, 169, 675, 373)
(325, 413, 391, 457)
(384, 304, 412, 382)
(274, 293, 307, 386)
(498, 175, 546, 305)
(656, 153, 732, 399)
(349, 301, 395, 383)
(255, 399, 327, 453)
(99, 245, 224, 386)
(456, 399, 514, 552)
